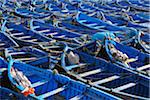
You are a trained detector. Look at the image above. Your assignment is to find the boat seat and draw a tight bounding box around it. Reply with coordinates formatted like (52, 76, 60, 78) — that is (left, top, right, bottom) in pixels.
(18, 36, 32, 39)
(38, 29, 51, 33)
(26, 39, 38, 42)
(61, 9, 69, 12)
(66, 63, 87, 71)
(114, 83, 136, 91)
(42, 46, 60, 49)
(37, 85, 67, 98)
(0, 43, 5, 46)
(15, 57, 37, 61)
(9, 52, 26, 55)
(80, 20, 87, 23)
(47, 50, 63, 54)
(87, 23, 98, 27)
(79, 69, 101, 77)
(92, 75, 120, 85)
(45, 32, 58, 36)
(22, 13, 29, 15)
(137, 64, 150, 71)
(12, 32, 24, 36)
(70, 94, 84, 100)
(55, 35, 65, 38)
(32, 80, 49, 88)
(94, 26, 105, 29)
(33, 26, 40, 29)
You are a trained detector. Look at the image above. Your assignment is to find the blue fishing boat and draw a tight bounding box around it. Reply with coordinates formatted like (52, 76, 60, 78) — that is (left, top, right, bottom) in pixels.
(30, 19, 81, 39)
(127, 0, 150, 8)
(95, 12, 148, 30)
(141, 0, 150, 6)
(64, 3, 78, 12)
(136, 12, 150, 20)
(48, 3, 75, 19)
(5, 47, 48, 64)
(0, 87, 28, 99)
(105, 40, 150, 74)
(85, 1, 121, 12)
(57, 21, 99, 35)
(117, 0, 149, 12)
(30, 20, 90, 48)
(115, 12, 149, 25)
(7, 57, 120, 100)
(31, 0, 48, 8)
(61, 47, 150, 99)
(14, 7, 51, 19)
(77, 39, 150, 75)
(33, 8, 52, 16)
(3, 21, 51, 46)
(77, 12, 148, 30)
(79, 3, 97, 13)
(76, 12, 124, 31)
(30, 19, 90, 48)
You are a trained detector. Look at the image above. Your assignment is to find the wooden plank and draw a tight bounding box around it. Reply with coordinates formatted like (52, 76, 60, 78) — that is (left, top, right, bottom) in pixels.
(9, 52, 26, 55)
(137, 64, 150, 71)
(37, 85, 67, 98)
(38, 29, 50, 33)
(32, 80, 49, 88)
(66, 63, 87, 71)
(12, 32, 24, 36)
(93, 75, 120, 85)
(26, 39, 38, 42)
(15, 57, 37, 61)
(87, 23, 97, 27)
(45, 32, 58, 36)
(55, 35, 65, 38)
(94, 26, 105, 29)
(70, 94, 84, 100)
(114, 83, 136, 91)
(18, 36, 31, 39)
(61, 9, 69, 12)
(0, 43, 5, 46)
(79, 69, 101, 77)
(42, 46, 60, 49)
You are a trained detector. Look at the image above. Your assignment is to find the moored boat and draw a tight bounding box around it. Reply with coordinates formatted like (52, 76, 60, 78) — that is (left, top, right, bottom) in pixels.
(7, 56, 120, 100)
(60, 47, 150, 99)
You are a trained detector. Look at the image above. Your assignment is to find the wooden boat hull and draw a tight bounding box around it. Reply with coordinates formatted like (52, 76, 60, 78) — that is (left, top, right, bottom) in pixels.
(7, 58, 120, 100)
(60, 48, 150, 99)
(77, 40, 150, 76)
(76, 12, 125, 31)
(5, 22, 51, 46)
(5, 47, 48, 64)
